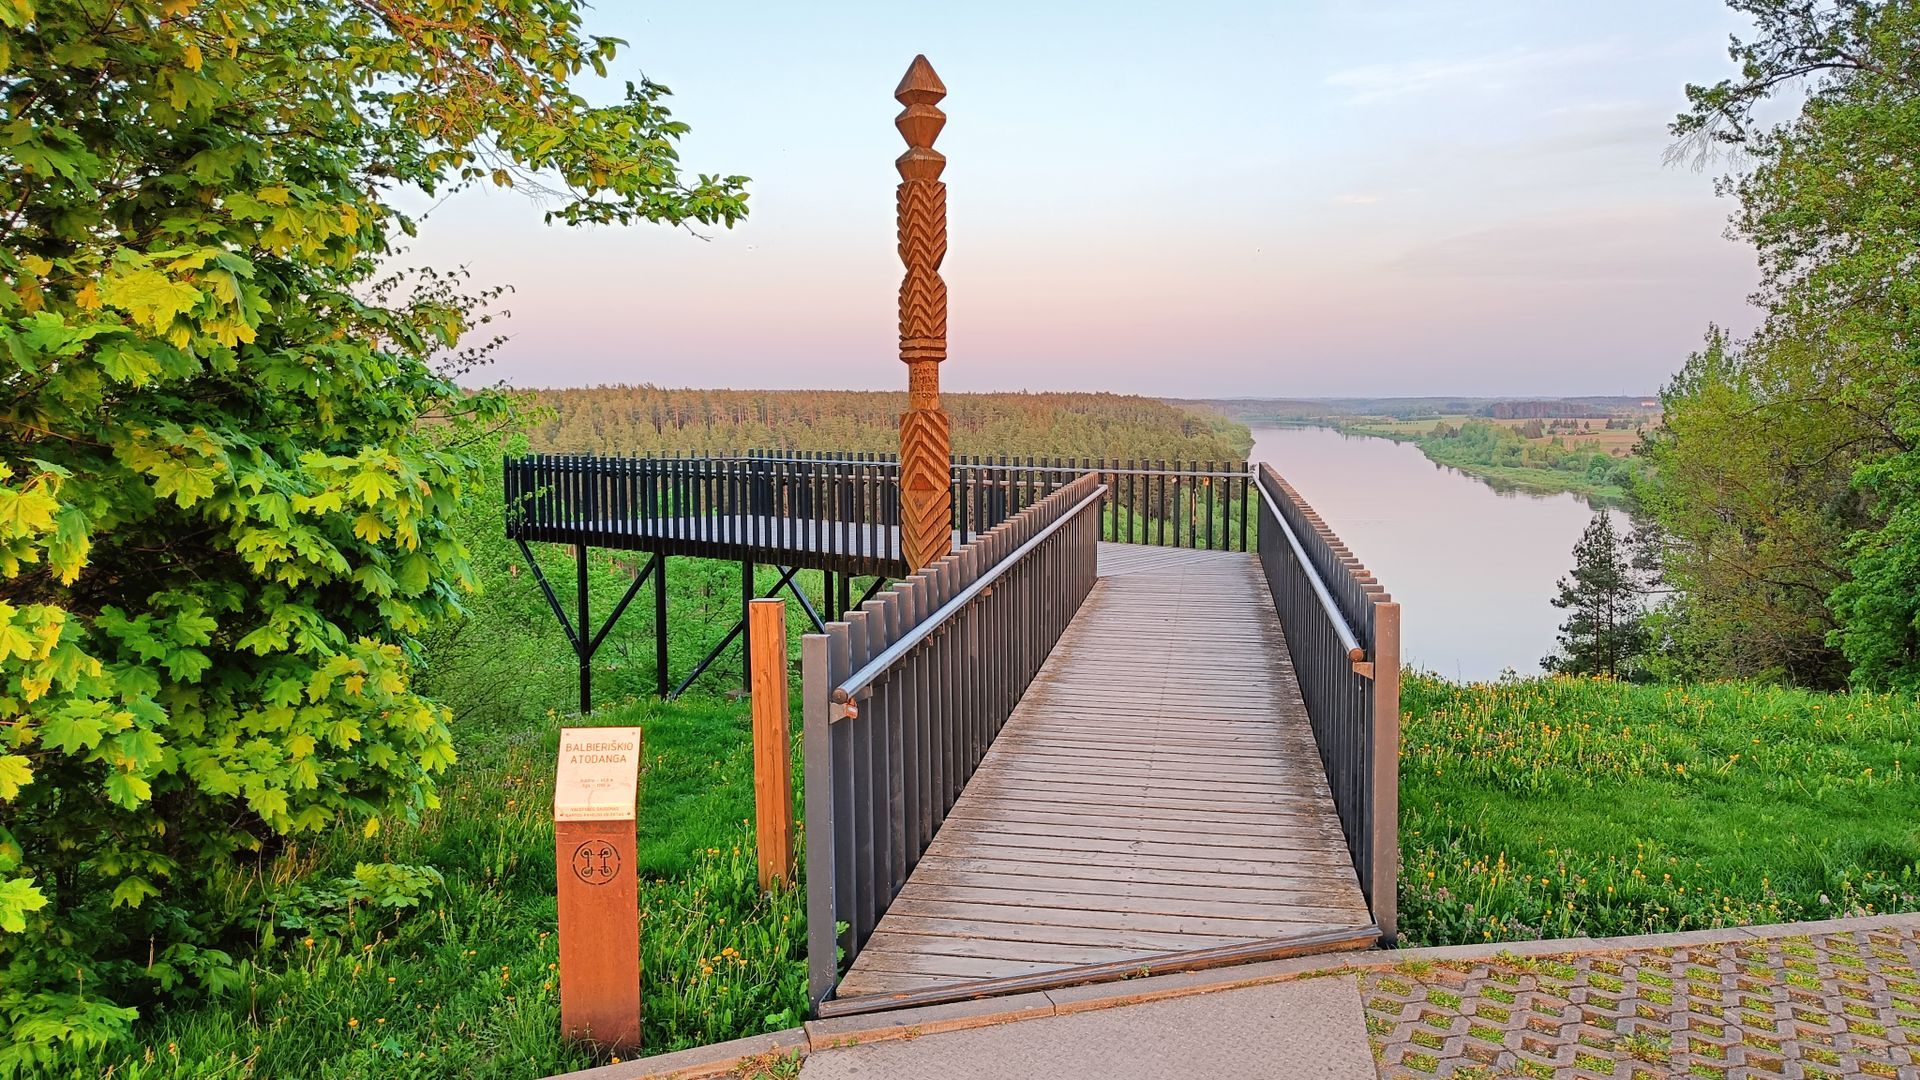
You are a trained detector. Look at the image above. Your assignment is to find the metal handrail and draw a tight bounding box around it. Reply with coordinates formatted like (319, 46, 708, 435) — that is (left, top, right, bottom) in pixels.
(1253, 469, 1365, 663)
(721, 454, 1246, 480)
(830, 484, 1108, 708)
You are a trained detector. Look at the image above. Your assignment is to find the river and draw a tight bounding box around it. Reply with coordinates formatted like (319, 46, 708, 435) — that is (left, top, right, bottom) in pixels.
(1248, 425, 1631, 682)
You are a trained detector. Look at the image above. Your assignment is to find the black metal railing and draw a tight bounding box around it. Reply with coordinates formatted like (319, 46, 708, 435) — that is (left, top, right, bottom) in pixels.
(1253, 462, 1400, 942)
(504, 453, 903, 575)
(799, 473, 1105, 1006)
(734, 450, 1253, 551)
(506, 453, 1253, 562)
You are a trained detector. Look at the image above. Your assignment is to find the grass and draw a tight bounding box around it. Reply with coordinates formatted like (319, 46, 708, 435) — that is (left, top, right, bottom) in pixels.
(96, 690, 806, 1079)
(88, 542, 820, 1079)
(1398, 671, 1920, 947)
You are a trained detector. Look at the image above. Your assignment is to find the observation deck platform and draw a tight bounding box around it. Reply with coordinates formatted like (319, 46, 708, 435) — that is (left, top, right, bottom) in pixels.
(833, 546, 1376, 1003)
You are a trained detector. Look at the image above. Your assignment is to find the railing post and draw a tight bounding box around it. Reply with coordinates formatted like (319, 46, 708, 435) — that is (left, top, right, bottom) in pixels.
(801, 633, 838, 1006)
(1370, 600, 1400, 942)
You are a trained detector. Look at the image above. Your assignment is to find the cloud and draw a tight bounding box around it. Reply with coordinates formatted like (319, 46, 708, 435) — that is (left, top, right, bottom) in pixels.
(1385, 206, 1748, 281)
(1325, 44, 1614, 105)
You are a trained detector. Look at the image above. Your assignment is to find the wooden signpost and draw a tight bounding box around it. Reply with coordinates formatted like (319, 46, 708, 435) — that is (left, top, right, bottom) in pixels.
(554, 726, 643, 1050)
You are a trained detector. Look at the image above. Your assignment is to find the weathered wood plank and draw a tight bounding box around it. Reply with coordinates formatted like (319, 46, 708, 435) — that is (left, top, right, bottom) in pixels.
(878, 896, 1334, 939)
(865, 912, 1256, 951)
(911, 853, 1355, 892)
(900, 867, 1367, 911)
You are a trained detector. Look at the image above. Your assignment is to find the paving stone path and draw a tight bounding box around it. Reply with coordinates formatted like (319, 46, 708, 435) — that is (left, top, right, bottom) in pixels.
(569, 915, 1920, 1080)
(1365, 924, 1920, 1079)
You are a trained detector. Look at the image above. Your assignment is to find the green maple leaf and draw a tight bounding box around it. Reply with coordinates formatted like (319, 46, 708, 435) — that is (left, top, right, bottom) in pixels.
(111, 729, 166, 771)
(40, 709, 107, 754)
(48, 506, 91, 584)
(346, 469, 398, 507)
(103, 771, 153, 809)
(149, 460, 218, 507)
(394, 553, 431, 595)
(110, 876, 159, 909)
(0, 756, 33, 801)
(0, 621, 33, 662)
(0, 876, 49, 932)
(100, 267, 203, 331)
(97, 341, 167, 386)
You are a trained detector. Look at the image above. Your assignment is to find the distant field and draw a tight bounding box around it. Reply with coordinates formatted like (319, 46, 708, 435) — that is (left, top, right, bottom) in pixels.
(523, 386, 1254, 463)
(1174, 395, 1660, 426)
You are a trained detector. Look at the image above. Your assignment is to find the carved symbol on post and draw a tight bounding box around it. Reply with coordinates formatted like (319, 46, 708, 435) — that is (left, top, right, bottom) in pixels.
(570, 840, 620, 885)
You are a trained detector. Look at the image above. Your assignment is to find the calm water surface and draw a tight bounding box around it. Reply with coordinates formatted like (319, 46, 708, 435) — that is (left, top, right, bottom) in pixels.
(1248, 425, 1627, 682)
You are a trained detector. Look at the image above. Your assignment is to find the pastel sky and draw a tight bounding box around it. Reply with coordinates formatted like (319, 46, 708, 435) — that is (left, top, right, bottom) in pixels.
(404, 1, 1763, 397)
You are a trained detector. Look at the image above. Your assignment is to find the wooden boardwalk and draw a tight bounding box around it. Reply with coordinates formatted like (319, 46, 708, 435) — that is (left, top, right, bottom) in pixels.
(836, 546, 1373, 998)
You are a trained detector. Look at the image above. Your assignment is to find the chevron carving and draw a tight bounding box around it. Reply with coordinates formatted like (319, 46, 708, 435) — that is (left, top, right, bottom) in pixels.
(900, 410, 952, 569)
(897, 179, 947, 359)
(895, 54, 952, 572)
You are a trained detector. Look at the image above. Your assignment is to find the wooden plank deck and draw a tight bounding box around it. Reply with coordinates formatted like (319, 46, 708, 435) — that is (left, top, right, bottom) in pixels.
(835, 547, 1373, 998)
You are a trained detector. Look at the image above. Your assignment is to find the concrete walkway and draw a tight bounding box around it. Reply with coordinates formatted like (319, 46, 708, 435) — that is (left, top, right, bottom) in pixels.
(803, 976, 1373, 1079)
(565, 913, 1920, 1080)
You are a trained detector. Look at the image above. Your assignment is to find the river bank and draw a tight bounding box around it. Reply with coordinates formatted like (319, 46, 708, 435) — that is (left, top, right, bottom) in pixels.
(1285, 418, 1645, 505)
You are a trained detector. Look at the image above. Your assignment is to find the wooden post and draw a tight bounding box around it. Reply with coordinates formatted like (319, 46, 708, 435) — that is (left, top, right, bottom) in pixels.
(554, 726, 643, 1050)
(1370, 600, 1401, 943)
(896, 55, 952, 573)
(748, 598, 795, 887)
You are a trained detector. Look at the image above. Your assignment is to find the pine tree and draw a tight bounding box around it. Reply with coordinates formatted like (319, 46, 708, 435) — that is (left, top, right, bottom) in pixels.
(1544, 512, 1652, 678)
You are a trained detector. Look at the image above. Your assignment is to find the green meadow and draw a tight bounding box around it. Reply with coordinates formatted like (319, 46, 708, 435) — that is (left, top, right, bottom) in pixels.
(1399, 672, 1920, 946)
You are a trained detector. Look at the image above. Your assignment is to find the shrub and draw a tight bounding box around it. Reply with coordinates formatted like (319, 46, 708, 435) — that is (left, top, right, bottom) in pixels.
(0, 0, 744, 1066)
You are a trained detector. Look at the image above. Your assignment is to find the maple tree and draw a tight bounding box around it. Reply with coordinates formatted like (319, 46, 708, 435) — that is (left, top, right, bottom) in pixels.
(0, 0, 744, 1063)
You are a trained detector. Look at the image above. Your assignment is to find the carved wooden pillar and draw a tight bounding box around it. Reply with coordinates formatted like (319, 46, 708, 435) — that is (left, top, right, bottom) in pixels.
(896, 55, 951, 572)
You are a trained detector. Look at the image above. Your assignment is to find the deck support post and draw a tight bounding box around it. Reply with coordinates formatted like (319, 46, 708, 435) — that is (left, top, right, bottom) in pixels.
(671, 564, 807, 700)
(741, 560, 755, 690)
(654, 554, 669, 698)
(576, 545, 591, 714)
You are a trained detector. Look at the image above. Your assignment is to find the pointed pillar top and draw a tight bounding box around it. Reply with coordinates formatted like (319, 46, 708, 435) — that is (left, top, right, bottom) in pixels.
(895, 54, 946, 105)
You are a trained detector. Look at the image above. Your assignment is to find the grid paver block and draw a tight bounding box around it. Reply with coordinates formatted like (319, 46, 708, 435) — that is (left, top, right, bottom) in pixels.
(1366, 927, 1920, 1079)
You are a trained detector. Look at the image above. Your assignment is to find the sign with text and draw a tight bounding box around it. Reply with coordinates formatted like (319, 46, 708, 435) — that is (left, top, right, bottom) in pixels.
(554, 727, 641, 821)
(554, 726, 642, 1050)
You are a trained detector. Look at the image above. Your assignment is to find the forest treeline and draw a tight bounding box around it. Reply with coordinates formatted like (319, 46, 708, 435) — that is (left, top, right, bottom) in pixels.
(517, 386, 1255, 462)
(1180, 395, 1653, 424)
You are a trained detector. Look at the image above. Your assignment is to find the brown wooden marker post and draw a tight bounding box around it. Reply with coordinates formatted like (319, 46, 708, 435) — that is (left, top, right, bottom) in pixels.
(896, 55, 952, 573)
(554, 726, 643, 1051)
(748, 599, 795, 887)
